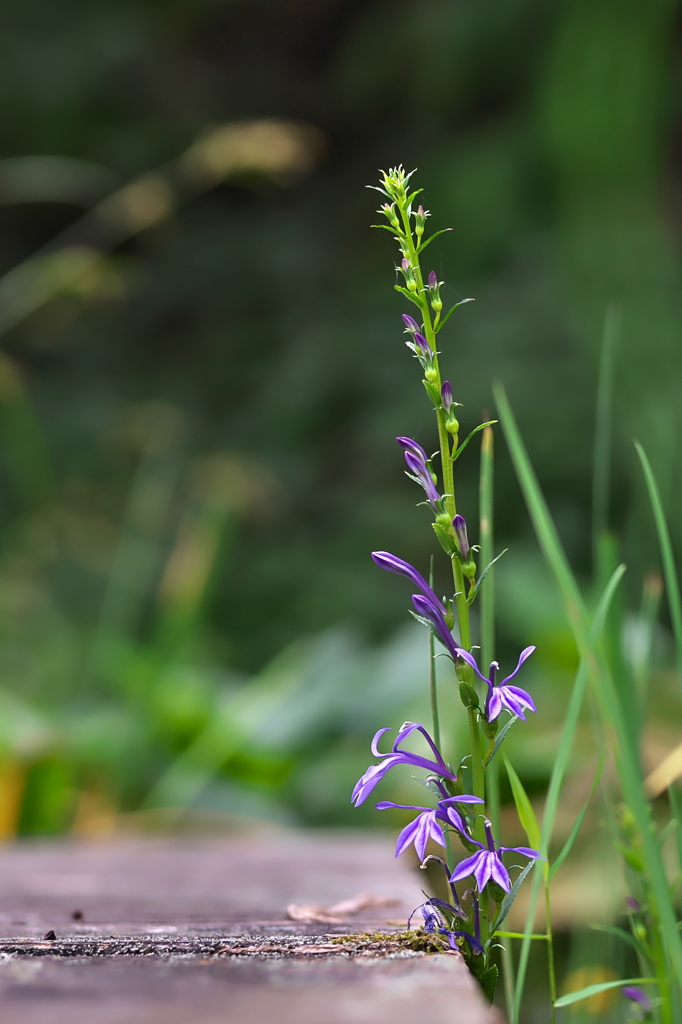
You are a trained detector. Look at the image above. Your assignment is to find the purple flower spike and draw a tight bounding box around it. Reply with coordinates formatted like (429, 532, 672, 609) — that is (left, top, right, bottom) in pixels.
(377, 794, 483, 860)
(622, 987, 652, 1012)
(449, 820, 541, 894)
(351, 723, 456, 807)
(441, 380, 453, 413)
(455, 646, 537, 722)
(402, 314, 420, 333)
(452, 514, 470, 559)
(403, 447, 440, 510)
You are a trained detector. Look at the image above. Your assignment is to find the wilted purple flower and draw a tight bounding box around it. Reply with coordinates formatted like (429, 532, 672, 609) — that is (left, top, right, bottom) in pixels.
(622, 987, 652, 1012)
(400, 441, 440, 510)
(452, 514, 470, 559)
(408, 900, 483, 956)
(411, 594, 459, 660)
(402, 314, 420, 334)
(376, 794, 483, 860)
(441, 380, 453, 413)
(454, 646, 537, 722)
(351, 722, 456, 807)
(450, 820, 541, 894)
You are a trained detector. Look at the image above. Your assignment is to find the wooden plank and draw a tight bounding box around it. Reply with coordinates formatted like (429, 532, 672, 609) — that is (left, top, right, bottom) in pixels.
(0, 831, 503, 1023)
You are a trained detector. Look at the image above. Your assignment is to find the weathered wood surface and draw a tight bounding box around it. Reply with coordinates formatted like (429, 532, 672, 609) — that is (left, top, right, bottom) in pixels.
(0, 830, 502, 1023)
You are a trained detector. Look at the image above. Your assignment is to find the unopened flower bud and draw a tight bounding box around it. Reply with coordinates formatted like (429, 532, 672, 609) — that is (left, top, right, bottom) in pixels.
(441, 380, 453, 413)
(401, 258, 418, 292)
(462, 559, 476, 581)
(452, 515, 470, 559)
(427, 270, 443, 312)
(446, 417, 460, 436)
(381, 203, 401, 229)
(424, 366, 438, 383)
(402, 314, 420, 334)
(414, 205, 429, 238)
(435, 512, 451, 530)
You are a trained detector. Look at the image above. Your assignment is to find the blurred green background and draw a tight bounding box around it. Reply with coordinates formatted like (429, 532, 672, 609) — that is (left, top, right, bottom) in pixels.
(0, 0, 681, 892)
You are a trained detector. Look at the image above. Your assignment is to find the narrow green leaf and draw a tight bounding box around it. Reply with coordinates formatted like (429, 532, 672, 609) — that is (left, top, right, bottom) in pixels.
(495, 931, 547, 941)
(592, 305, 620, 559)
(554, 978, 656, 1008)
(371, 223, 402, 234)
(491, 859, 537, 933)
(394, 284, 423, 308)
(416, 227, 453, 253)
(434, 297, 474, 332)
(454, 420, 498, 461)
(635, 441, 682, 688)
(467, 549, 508, 606)
(590, 923, 646, 957)
(503, 754, 542, 852)
(549, 748, 605, 879)
(484, 714, 519, 768)
(668, 784, 682, 876)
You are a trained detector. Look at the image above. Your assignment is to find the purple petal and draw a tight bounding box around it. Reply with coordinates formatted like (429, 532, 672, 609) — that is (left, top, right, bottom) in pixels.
(499, 845, 541, 859)
(375, 801, 430, 812)
(395, 816, 424, 857)
(370, 726, 393, 757)
(504, 685, 537, 714)
(443, 806, 466, 833)
(472, 852, 494, 892)
(486, 688, 503, 721)
(497, 689, 527, 720)
(488, 853, 511, 892)
(499, 646, 536, 686)
(371, 551, 434, 602)
(449, 852, 483, 885)
(351, 757, 400, 806)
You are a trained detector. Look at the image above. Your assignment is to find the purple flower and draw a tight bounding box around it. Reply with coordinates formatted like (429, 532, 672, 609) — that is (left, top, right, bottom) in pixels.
(402, 314, 420, 333)
(370, 550, 458, 660)
(450, 820, 541, 894)
(454, 646, 537, 722)
(441, 380, 453, 413)
(452, 514, 470, 559)
(371, 551, 443, 617)
(399, 439, 440, 510)
(622, 987, 652, 1012)
(351, 722, 456, 807)
(376, 794, 483, 860)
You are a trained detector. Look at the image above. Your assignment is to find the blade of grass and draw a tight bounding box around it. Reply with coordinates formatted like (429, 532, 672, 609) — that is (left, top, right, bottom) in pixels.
(549, 748, 605, 879)
(494, 382, 682, 1016)
(635, 441, 682, 688)
(592, 304, 620, 565)
(555, 978, 657, 1008)
(503, 754, 542, 853)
